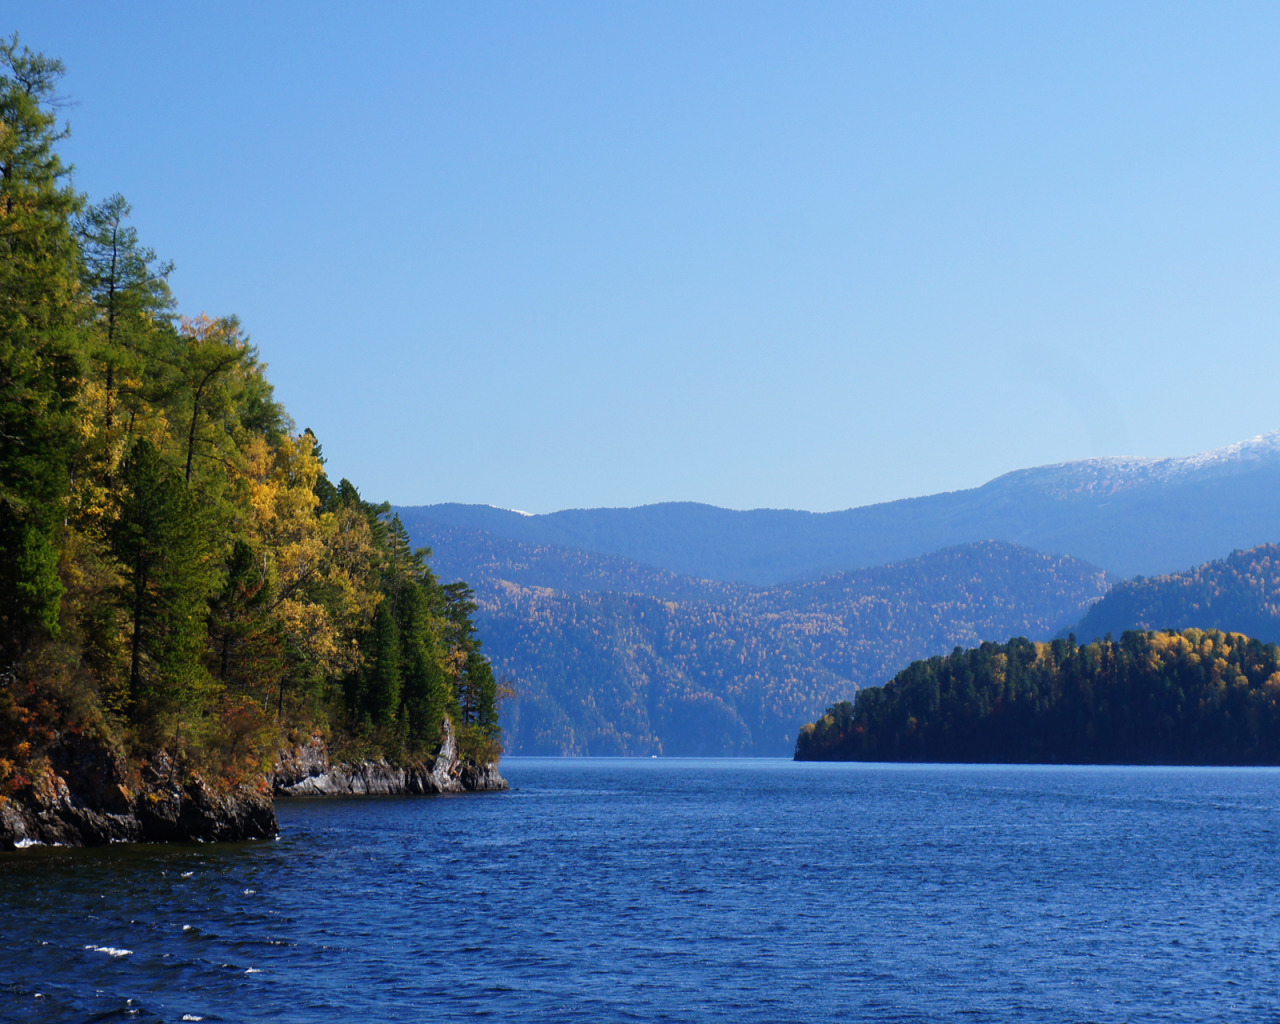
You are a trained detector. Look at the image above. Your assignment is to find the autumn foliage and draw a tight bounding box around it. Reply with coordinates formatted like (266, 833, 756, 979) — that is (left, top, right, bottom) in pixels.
(796, 628, 1280, 764)
(0, 37, 500, 791)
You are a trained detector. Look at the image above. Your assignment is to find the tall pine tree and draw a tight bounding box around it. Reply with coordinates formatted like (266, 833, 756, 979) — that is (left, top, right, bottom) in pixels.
(0, 35, 83, 658)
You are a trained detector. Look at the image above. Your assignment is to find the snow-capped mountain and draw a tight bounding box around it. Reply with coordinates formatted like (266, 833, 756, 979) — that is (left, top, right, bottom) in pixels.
(399, 432, 1280, 584)
(988, 432, 1280, 500)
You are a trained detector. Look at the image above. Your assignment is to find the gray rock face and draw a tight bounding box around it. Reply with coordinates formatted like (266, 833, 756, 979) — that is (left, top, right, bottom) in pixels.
(1, 719, 506, 851)
(272, 718, 508, 797)
(0, 736, 277, 850)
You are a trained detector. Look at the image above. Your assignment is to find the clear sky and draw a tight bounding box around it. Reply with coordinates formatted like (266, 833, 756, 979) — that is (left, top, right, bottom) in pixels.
(14, 2, 1280, 512)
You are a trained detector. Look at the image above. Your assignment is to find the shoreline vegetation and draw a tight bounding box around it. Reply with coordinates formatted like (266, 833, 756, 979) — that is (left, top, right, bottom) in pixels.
(796, 628, 1280, 765)
(0, 38, 504, 850)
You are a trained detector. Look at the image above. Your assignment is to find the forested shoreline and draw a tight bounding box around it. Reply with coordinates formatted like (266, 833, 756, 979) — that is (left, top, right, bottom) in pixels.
(796, 628, 1280, 764)
(0, 37, 501, 835)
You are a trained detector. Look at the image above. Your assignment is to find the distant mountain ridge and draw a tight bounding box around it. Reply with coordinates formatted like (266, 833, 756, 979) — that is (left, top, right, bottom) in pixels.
(395, 433, 1280, 755)
(400, 432, 1280, 583)
(394, 516, 746, 605)
(990, 432, 1280, 498)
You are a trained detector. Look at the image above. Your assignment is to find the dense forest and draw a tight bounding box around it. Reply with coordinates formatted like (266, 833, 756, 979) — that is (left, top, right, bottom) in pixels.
(1072, 544, 1280, 645)
(0, 38, 500, 799)
(461, 540, 1108, 755)
(795, 628, 1280, 764)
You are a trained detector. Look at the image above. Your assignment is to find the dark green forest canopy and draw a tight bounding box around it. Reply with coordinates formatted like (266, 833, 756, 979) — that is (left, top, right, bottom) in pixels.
(796, 628, 1280, 765)
(0, 37, 499, 790)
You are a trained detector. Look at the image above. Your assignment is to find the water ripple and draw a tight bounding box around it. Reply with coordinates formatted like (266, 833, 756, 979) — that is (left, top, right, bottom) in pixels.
(6, 761, 1280, 1021)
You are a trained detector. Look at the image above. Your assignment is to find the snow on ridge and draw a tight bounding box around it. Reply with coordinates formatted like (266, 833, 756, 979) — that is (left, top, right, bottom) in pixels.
(1089, 430, 1280, 482)
(488, 504, 536, 517)
(1168, 431, 1280, 473)
(991, 431, 1280, 495)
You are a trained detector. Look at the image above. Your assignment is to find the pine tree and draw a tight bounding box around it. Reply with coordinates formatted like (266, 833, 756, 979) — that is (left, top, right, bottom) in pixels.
(399, 580, 451, 751)
(0, 35, 84, 657)
(112, 439, 216, 721)
(76, 193, 174, 485)
(365, 598, 402, 727)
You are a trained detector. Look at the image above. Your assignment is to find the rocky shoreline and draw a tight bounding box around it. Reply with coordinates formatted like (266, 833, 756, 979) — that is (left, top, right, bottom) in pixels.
(0, 719, 507, 850)
(273, 718, 508, 798)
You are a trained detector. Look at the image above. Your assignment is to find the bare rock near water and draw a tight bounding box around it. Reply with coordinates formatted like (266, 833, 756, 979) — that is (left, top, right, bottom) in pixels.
(273, 717, 508, 797)
(2, 718, 506, 850)
(0, 734, 277, 850)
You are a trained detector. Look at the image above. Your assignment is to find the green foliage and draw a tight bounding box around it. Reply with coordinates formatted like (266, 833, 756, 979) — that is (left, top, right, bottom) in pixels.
(0, 35, 83, 656)
(338, 515, 501, 757)
(796, 628, 1280, 765)
(0, 42, 502, 787)
(366, 600, 403, 727)
(398, 579, 451, 748)
(76, 192, 174, 455)
(112, 439, 217, 721)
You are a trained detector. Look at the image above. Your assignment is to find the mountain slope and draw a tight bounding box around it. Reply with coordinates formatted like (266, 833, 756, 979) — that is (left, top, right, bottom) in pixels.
(399, 432, 1280, 583)
(395, 516, 746, 604)
(471, 542, 1108, 755)
(1072, 544, 1280, 644)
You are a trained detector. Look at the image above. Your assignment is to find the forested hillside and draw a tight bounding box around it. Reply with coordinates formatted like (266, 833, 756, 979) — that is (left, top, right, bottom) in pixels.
(1072, 544, 1280, 645)
(0, 38, 500, 806)
(392, 512, 746, 604)
(796, 629, 1280, 765)
(471, 542, 1108, 755)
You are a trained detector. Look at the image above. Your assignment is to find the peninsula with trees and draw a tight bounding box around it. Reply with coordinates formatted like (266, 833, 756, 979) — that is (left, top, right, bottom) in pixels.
(795, 628, 1280, 764)
(796, 544, 1280, 764)
(0, 38, 504, 849)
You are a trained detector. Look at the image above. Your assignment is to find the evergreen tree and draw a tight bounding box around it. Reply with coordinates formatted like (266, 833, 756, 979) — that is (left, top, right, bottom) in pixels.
(365, 598, 403, 727)
(399, 581, 451, 750)
(112, 439, 216, 721)
(0, 35, 83, 657)
(76, 193, 174, 484)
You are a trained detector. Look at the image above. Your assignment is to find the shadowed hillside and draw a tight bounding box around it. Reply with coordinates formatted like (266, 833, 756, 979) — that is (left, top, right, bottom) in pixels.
(1072, 544, 1280, 645)
(453, 542, 1108, 755)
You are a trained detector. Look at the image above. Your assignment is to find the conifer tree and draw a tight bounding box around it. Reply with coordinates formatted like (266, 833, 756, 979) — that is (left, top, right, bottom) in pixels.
(366, 599, 403, 727)
(76, 193, 174, 484)
(112, 439, 216, 720)
(0, 35, 83, 657)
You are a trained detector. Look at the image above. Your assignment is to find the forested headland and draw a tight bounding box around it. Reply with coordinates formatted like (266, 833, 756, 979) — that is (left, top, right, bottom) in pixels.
(0, 38, 501, 841)
(795, 629, 1280, 764)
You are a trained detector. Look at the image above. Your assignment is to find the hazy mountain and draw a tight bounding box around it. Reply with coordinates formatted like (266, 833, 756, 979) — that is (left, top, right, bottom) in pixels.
(399, 432, 1280, 583)
(1072, 543, 1280, 645)
(462, 542, 1108, 756)
(394, 516, 746, 605)
(394, 433, 1280, 755)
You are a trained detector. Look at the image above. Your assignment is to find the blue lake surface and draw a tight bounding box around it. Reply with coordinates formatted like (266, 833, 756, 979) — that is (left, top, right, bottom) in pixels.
(5, 758, 1280, 1022)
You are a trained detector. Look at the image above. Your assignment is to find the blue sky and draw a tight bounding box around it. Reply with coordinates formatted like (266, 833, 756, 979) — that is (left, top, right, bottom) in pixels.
(16, 2, 1280, 512)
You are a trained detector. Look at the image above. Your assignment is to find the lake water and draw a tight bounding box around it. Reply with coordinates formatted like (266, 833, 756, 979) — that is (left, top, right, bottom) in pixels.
(4, 758, 1280, 1023)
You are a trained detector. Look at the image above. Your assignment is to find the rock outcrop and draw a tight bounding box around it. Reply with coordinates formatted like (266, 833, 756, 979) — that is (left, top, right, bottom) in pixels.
(0, 735, 277, 850)
(0, 720, 506, 850)
(273, 718, 508, 797)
